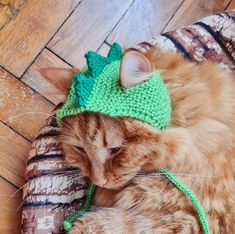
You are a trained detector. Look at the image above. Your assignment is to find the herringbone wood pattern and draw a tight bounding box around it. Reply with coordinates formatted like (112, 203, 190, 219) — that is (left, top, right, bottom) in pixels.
(0, 0, 233, 232)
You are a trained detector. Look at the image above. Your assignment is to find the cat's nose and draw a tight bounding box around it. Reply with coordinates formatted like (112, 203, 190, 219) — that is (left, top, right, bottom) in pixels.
(91, 176, 107, 187)
(94, 177, 107, 187)
(99, 181, 107, 187)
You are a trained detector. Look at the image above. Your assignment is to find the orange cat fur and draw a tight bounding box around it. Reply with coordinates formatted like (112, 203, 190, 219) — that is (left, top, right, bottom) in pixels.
(42, 48, 235, 233)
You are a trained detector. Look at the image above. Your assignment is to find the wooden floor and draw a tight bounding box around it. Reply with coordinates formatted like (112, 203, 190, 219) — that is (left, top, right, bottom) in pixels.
(0, 0, 234, 233)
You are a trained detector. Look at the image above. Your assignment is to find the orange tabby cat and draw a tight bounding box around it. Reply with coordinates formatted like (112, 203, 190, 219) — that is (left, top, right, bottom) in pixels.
(42, 48, 235, 233)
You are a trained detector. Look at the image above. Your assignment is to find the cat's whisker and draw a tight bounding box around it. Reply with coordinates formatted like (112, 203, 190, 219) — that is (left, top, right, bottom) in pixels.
(6, 184, 27, 203)
(0, 195, 21, 198)
(27, 170, 83, 181)
(3, 171, 84, 208)
(2, 106, 93, 138)
(19, 176, 86, 220)
(172, 172, 220, 178)
(13, 193, 31, 215)
(33, 176, 86, 220)
(135, 174, 217, 182)
(134, 174, 165, 178)
(34, 195, 51, 220)
(135, 173, 235, 201)
(3, 111, 76, 133)
(25, 173, 85, 183)
(135, 171, 220, 179)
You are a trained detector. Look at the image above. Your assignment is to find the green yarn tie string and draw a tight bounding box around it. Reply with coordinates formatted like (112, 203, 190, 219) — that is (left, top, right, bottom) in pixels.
(160, 167, 210, 234)
(63, 170, 210, 234)
(63, 183, 96, 231)
(59, 43, 208, 233)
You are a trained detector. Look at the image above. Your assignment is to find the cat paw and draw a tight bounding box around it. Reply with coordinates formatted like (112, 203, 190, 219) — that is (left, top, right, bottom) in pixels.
(68, 218, 101, 234)
(68, 221, 83, 234)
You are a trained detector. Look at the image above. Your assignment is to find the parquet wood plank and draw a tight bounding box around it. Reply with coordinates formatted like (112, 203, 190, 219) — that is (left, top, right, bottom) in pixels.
(163, 0, 230, 32)
(0, 123, 31, 187)
(22, 44, 112, 105)
(1, 2, 231, 234)
(106, 0, 183, 48)
(0, 68, 54, 141)
(0, 0, 27, 30)
(0, 178, 22, 234)
(21, 49, 71, 105)
(227, 0, 235, 9)
(0, 0, 80, 77)
(97, 43, 110, 56)
(48, 0, 134, 69)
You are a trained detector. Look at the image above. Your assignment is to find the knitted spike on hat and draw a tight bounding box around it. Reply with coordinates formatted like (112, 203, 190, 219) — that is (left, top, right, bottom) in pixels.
(56, 43, 171, 130)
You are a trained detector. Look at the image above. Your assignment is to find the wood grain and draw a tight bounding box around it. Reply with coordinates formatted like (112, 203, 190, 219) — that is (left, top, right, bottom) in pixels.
(48, 0, 133, 68)
(227, 0, 235, 9)
(0, 1, 232, 233)
(97, 42, 111, 56)
(21, 49, 71, 105)
(0, 0, 26, 30)
(0, 123, 31, 187)
(21, 44, 112, 105)
(0, 178, 23, 234)
(0, 68, 54, 141)
(163, 0, 230, 32)
(0, 0, 79, 77)
(106, 0, 183, 48)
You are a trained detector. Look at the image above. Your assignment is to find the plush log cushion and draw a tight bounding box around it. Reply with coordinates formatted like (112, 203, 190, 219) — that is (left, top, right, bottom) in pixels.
(22, 10, 235, 234)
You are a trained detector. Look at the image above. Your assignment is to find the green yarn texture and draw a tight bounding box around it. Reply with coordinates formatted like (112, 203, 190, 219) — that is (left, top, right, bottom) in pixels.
(160, 168, 210, 234)
(63, 183, 96, 231)
(63, 170, 210, 234)
(58, 43, 209, 233)
(56, 43, 171, 130)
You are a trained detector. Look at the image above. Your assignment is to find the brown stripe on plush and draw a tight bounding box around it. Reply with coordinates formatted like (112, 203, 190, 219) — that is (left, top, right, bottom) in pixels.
(161, 25, 235, 74)
(181, 25, 228, 61)
(27, 153, 63, 165)
(139, 41, 154, 47)
(35, 128, 60, 140)
(197, 11, 235, 61)
(137, 41, 155, 51)
(24, 175, 86, 202)
(195, 22, 235, 65)
(126, 47, 143, 53)
(26, 167, 80, 181)
(22, 202, 83, 234)
(161, 32, 191, 59)
(223, 11, 235, 23)
(22, 103, 88, 233)
(22, 10, 235, 234)
(23, 197, 85, 208)
(29, 137, 62, 159)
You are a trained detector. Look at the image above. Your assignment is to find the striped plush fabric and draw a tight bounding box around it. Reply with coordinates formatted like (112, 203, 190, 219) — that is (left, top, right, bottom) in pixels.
(135, 11, 235, 73)
(22, 10, 235, 234)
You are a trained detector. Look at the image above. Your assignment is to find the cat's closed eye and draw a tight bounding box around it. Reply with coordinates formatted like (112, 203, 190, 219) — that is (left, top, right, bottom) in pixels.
(108, 146, 122, 156)
(75, 146, 86, 155)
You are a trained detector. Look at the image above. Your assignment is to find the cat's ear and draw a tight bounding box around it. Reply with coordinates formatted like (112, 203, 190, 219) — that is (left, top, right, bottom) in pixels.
(120, 50, 152, 88)
(39, 67, 79, 94)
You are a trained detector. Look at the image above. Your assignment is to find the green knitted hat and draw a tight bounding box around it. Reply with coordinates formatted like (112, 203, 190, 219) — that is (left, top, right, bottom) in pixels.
(56, 43, 171, 130)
